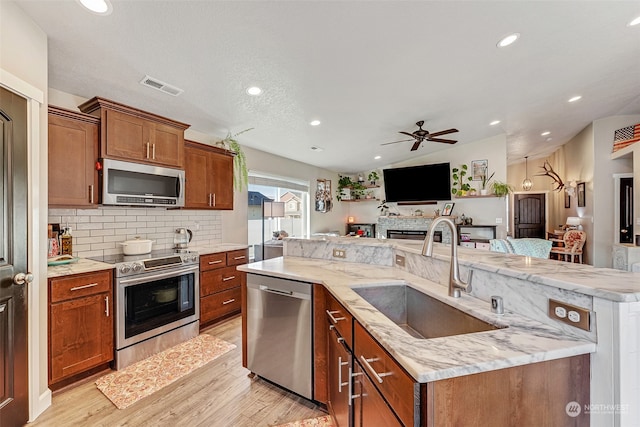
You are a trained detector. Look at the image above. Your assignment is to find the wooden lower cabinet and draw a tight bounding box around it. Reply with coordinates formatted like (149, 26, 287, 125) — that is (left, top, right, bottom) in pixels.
(199, 249, 248, 328)
(48, 270, 113, 386)
(353, 362, 403, 427)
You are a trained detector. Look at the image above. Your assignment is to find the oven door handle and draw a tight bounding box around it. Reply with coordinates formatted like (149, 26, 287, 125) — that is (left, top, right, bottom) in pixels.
(118, 267, 198, 285)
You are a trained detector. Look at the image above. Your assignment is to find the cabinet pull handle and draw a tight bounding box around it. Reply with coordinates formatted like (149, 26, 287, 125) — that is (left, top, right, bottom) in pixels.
(351, 370, 362, 402)
(208, 193, 212, 207)
(89, 185, 94, 203)
(208, 260, 223, 265)
(326, 310, 346, 324)
(222, 298, 235, 305)
(233, 255, 246, 260)
(359, 355, 391, 384)
(105, 296, 109, 317)
(212, 193, 216, 206)
(222, 275, 236, 281)
(152, 143, 156, 160)
(338, 356, 349, 392)
(146, 142, 150, 159)
(70, 282, 99, 291)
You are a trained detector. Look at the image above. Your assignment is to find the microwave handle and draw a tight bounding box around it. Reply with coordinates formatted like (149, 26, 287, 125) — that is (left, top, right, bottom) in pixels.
(176, 176, 182, 199)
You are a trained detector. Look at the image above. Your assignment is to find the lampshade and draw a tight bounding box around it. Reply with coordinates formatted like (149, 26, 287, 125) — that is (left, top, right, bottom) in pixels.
(263, 201, 285, 218)
(566, 217, 581, 226)
(347, 216, 355, 223)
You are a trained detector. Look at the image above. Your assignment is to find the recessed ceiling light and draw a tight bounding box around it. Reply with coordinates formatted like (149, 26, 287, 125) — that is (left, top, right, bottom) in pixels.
(374, 155, 381, 160)
(310, 146, 324, 151)
(497, 33, 520, 48)
(490, 120, 501, 126)
(546, 137, 553, 142)
(541, 131, 551, 136)
(568, 95, 582, 103)
(246, 86, 262, 96)
(310, 120, 321, 126)
(628, 15, 640, 26)
(77, 0, 112, 14)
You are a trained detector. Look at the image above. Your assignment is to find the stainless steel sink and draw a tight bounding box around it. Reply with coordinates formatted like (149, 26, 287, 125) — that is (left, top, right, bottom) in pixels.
(353, 284, 504, 339)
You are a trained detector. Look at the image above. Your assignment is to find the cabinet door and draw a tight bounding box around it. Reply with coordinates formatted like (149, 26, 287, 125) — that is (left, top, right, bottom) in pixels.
(355, 363, 402, 427)
(150, 121, 184, 168)
(48, 110, 99, 207)
(327, 324, 351, 427)
(209, 151, 234, 210)
(49, 292, 113, 384)
(104, 109, 148, 161)
(184, 145, 211, 208)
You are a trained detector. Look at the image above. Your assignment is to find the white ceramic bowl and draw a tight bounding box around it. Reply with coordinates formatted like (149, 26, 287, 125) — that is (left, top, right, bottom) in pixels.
(119, 237, 154, 255)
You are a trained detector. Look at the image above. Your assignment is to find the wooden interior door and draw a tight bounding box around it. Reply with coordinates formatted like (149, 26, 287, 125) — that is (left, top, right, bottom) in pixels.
(514, 193, 546, 238)
(0, 87, 29, 426)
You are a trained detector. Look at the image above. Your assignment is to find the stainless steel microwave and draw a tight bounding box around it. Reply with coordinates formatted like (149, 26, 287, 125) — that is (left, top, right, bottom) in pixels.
(101, 158, 185, 207)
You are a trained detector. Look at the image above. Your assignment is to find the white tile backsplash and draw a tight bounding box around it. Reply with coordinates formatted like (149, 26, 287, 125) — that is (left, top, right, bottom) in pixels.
(49, 206, 223, 258)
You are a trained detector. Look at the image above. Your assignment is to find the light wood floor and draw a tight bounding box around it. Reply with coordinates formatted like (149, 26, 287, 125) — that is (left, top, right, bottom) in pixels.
(28, 316, 327, 427)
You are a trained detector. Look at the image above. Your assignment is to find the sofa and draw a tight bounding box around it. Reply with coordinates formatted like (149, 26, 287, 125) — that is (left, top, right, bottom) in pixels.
(489, 238, 552, 259)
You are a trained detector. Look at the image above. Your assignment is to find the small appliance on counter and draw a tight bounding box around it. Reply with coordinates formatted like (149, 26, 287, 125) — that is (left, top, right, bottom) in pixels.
(174, 228, 193, 250)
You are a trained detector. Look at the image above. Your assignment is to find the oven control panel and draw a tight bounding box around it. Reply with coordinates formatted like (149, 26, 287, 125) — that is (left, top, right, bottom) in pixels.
(116, 252, 199, 277)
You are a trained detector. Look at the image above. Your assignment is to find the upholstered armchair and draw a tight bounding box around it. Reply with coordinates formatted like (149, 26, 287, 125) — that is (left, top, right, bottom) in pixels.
(549, 230, 586, 263)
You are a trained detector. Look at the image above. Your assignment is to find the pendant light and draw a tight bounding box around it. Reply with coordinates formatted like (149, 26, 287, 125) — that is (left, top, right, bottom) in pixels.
(522, 156, 533, 191)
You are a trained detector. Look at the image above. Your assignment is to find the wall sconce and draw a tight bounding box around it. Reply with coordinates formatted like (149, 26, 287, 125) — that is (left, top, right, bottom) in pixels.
(347, 216, 355, 223)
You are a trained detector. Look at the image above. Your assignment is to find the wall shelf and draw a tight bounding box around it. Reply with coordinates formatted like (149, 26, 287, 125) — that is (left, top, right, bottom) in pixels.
(454, 194, 499, 199)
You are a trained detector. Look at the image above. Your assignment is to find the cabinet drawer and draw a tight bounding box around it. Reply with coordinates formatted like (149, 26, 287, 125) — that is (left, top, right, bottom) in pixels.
(50, 270, 112, 303)
(201, 266, 242, 296)
(226, 249, 248, 266)
(326, 291, 353, 349)
(200, 252, 227, 271)
(354, 321, 416, 427)
(200, 287, 241, 324)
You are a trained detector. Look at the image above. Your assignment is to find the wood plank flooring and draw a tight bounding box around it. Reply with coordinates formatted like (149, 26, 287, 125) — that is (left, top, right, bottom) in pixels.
(28, 316, 327, 426)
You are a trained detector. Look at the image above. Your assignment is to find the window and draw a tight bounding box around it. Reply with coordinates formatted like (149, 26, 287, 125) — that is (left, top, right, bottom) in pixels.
(248, 172, 309, 261)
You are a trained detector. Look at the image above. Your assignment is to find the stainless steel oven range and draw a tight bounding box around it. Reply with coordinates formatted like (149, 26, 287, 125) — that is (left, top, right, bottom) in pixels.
(91, 250, 200, 369)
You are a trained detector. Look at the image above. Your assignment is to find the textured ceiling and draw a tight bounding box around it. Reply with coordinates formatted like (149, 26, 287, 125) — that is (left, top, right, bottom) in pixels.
(15, 0, 640, 173)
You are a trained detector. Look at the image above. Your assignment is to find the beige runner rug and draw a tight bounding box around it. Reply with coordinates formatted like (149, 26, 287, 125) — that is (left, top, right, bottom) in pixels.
(96, 334, 235, 409)
(274, 415, 335, 427)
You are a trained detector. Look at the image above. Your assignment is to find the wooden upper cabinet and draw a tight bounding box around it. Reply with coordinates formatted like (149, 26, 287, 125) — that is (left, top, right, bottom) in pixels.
(184, 140, 234, 210)
(78, 96, 189, 169)
(48, 106, 99, 207)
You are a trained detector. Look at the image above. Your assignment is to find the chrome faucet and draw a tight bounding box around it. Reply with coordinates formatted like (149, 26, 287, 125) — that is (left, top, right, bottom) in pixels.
(421, 217, 472, 298)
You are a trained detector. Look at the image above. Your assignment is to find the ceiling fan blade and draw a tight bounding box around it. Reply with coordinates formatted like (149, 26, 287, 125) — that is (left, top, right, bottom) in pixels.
(428, 128, 459, 137)
(427, 137, 457, 144)
(399, 131, 417, 138)
(381, 138, 413, 146)
(410, 140, 422, 151)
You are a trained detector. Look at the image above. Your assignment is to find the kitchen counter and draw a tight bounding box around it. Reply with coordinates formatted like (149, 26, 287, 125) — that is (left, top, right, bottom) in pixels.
(47, 257, 114, 279)
(238, 255, 596, 383)
(189, 243, 248, 255)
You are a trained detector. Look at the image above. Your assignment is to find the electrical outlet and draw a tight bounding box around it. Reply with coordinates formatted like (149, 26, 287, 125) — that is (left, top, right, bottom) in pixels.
(333, 249, 346, 259)
(548, 299, 590, 331)
(395, 255, 405, 267)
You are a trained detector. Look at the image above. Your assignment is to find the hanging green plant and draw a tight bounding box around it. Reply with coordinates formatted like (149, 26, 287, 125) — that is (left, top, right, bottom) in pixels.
(219, 128, 253, 192)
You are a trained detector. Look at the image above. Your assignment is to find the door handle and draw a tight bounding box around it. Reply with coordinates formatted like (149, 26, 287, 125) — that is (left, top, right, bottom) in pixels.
(13, 272, 34, 285)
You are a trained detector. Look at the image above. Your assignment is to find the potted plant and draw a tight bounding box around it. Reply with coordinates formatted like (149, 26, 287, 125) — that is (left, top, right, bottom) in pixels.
(336, 175, 367, 200)
(217, 128, 253, 192)
(491, 180, 513, 198)
(451, 164, 473, 196)
(480, 171, 495, 195)
(368, 171, 380, 186)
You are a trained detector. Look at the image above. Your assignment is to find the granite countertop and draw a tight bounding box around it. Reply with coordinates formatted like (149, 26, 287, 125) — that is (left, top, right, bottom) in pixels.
(238, 256, 596, 383)
(47, 258, 114, 279)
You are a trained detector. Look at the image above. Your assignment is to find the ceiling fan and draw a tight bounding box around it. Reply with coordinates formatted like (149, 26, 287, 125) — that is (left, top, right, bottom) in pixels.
(382, 120, 459, 151)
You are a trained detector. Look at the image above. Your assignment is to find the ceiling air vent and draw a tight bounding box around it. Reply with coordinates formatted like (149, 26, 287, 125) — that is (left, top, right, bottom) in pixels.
(139, 75, 184, 97)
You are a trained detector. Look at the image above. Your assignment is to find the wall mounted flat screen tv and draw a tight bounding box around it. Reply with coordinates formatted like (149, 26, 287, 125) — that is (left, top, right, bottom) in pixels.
(383, 162, 451, 203)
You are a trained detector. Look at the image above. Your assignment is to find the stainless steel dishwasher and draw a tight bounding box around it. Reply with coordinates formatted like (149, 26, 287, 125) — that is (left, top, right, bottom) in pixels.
(246, 273, 313, 399)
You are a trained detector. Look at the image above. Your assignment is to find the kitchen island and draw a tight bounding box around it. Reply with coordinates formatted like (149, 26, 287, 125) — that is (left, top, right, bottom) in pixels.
(239, 236, 640, 427)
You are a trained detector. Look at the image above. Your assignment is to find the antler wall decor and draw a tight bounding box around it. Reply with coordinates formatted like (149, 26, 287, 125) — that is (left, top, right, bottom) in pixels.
(536, 161, 565, 191)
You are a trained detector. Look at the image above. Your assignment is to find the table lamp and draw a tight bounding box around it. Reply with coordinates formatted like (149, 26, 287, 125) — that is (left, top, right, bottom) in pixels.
(566, 217, 582, 230)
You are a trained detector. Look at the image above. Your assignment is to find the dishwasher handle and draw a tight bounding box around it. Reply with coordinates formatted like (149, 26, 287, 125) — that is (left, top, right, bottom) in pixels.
(257, 284, 311, 300)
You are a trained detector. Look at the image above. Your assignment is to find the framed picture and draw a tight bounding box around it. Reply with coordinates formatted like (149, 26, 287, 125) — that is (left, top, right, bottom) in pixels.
(471, 159, 488, 181)
(442, 202, 455, 216)
(577, 182, 586, 207)
(564, 190, 570, 208)
(315, 179, 332, 212)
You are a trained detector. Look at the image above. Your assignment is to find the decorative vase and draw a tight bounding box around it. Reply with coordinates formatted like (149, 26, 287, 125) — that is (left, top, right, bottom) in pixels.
(480, 189, 489, 196)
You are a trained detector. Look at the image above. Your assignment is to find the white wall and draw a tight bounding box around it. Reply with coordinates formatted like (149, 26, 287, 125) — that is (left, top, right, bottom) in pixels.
(0, 1, 50, 420)
(347, 134, 509, 238)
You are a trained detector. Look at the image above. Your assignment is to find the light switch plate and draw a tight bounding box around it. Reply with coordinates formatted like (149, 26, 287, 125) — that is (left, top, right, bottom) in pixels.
(395, 255, 405, 267)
